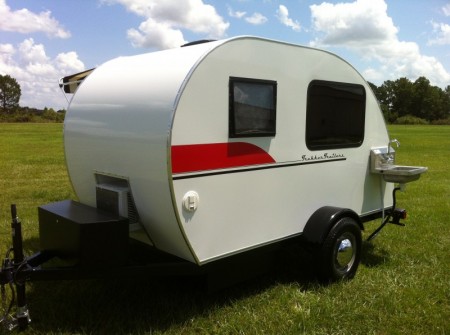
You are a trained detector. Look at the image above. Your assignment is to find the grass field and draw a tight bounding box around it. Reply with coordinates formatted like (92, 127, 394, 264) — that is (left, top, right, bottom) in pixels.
(0, 123, 449, 335)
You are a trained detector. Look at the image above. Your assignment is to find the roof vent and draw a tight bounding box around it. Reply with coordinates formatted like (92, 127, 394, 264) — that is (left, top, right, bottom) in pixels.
(181, 39, 216, 47)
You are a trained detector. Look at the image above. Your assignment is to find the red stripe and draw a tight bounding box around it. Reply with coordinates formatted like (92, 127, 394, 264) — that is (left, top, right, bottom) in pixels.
(171, 142, 275, 174)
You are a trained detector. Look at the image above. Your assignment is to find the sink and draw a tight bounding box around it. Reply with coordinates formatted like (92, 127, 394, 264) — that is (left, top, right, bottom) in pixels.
(380, 165, 428, 184)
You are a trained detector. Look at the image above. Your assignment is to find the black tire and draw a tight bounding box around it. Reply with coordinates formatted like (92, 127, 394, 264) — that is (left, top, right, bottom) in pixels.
(318, 217, 362, 282)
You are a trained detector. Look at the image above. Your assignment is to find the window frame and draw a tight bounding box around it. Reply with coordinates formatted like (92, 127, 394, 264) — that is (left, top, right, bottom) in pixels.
(229, 77, 277, 138)
(305, 80, 366, 150)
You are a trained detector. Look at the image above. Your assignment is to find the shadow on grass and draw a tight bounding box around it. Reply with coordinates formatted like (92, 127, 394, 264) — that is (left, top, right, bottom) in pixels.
(361, 240, 390, 268)
(17, 238, 389, 334)
(16, 240, 314, 334)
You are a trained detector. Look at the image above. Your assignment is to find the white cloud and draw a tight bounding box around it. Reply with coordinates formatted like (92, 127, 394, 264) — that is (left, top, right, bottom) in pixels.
(245, 13, 268, 25)
(362, 67, 384, 83)
(55, 52, 87, 73)
(310, 0, 396, 45)
(127, 19, 186, 49)
(0, 44, 23, 79)
(428, 21, 450, 46)
(103, 0, 229, 49)
(0, 0, 70, 38)
(443, 3, 450, 16)
(18, 38, 50, 64)
(309, 0, 450, 87)
(0, 39, 85, 109)
(276, 5, 301, 32)
(228, 5, 267, 26)
(0, 43, 16, 67)
(228, 7, 246, 19)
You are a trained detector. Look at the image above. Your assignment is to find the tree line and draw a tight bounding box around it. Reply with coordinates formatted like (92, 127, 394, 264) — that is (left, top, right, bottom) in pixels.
(0, 74, 65, 122)
(1, 73, 449, 124)
(369, 77, 450, 125)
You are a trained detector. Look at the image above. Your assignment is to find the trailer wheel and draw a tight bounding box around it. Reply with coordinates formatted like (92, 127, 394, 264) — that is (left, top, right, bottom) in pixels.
(318, 217, 362, 282)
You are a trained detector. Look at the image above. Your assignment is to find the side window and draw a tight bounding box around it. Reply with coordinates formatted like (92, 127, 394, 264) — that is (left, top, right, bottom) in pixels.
(306, 80, 365, 150)
(229, 77, 277, 138)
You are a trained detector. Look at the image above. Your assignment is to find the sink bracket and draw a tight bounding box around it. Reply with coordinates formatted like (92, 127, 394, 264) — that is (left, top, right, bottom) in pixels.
(367, 187, 406, 241)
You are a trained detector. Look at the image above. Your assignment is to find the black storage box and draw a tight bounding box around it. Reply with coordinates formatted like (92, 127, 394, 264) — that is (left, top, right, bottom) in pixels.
(39, 200, 129, 267)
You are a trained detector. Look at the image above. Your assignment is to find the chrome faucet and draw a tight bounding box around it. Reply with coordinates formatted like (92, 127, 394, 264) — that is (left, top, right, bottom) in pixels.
(370, 139, 401, 172)
(388, 139, 400, 155)
(386, 139, 400, 164)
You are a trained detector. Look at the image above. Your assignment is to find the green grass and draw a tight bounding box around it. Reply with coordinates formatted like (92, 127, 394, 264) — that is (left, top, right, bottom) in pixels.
(0, 124, 449, 335)
(0, 124, 75, 255)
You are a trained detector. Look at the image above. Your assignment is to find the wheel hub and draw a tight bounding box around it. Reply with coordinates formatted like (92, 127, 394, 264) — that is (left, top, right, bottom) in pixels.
(335, 234, 356, 272)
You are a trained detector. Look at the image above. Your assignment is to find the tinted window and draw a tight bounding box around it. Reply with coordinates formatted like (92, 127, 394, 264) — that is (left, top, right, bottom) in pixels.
(229, 77, 277, 138)
(306, 80, 365, 150)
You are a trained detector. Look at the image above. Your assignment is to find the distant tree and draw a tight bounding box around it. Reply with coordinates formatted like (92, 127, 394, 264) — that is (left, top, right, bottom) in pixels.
(368, 81, 394, 122)
(367, 77, 450, 123)
(377, 80, 397, 112)
(42, 107, 57, 121)
(391, 77, 414, 118)
(411, 77, 432, 120)
(0, 74, 21, 113)
(375, 78, 418, 122)
(411, 77, 450, 121)
(436, 85, 450, 121)
(428, 85, 449, 121)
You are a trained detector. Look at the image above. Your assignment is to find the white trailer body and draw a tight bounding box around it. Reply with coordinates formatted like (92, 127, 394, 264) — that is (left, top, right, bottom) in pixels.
(64, 36, 394, 265)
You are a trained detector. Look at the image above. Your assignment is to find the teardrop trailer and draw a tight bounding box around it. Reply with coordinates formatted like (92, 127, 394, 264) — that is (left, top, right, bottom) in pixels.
(0, 36, 427, 330)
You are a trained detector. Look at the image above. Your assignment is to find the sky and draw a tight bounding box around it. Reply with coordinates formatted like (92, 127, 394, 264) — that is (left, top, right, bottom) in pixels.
(1, 0, 449, 110)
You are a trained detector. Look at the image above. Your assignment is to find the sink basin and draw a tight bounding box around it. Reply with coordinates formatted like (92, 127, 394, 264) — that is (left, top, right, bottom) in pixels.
(380, 165, 428, 184)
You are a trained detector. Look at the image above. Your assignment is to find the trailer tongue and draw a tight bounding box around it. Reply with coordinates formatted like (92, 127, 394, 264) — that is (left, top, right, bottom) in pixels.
(0, 204, 206, 331)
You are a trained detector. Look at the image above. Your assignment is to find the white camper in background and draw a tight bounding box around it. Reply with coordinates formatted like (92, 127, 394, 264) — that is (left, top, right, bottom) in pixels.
(60, 36, 426, 281)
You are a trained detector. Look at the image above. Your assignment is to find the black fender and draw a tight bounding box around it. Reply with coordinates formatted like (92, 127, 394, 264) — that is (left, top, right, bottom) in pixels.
(302, 206, 363, 245)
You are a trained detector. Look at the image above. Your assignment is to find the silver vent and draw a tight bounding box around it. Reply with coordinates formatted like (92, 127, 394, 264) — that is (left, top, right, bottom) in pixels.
(126, 191, 140, 225)
(95, 174, 140, 226)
